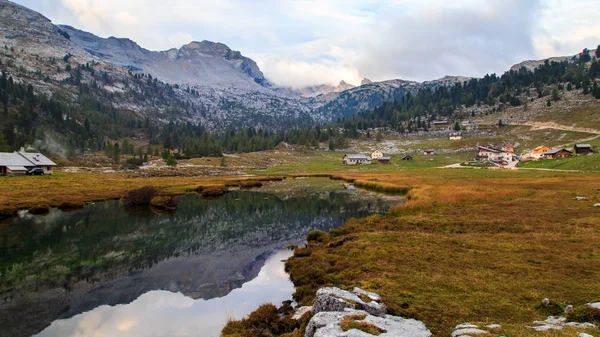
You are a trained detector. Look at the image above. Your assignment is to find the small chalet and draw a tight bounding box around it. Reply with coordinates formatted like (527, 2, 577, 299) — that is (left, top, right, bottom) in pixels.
(423, 149, 435, 156)
(574, 144, 594, 155)
(449, 132, 462, 140)
(377, 157, 391, 165)
(371, 150, 384, 160)
(0, 149, 57, 176)
(543, 148, 572, 159)
(531, 145, 551, 160)
(401, 155, 413, 161)
(343, 154, 372, 165)
(502, 144, 515, 153)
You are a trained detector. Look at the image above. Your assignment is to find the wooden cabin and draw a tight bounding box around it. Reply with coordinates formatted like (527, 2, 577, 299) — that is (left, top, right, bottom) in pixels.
(543, 148, 572, 159)
(574, 144, 594, 155)
(377, 157, 391, 165)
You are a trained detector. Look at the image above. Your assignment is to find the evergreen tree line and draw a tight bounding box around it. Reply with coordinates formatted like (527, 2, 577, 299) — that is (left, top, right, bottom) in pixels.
(338, 47, 600, 132)
(1, 46, 599, 159)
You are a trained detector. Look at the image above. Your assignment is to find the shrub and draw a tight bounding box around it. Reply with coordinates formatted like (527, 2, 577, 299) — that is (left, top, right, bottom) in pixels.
(566, 304, 600, 324)
(0, 207, 16, 218)
(150, 196, 177, 210)
(126, 158, 144, 166)
(255, 176, 284, 182)
(166, 154, 178, 167)
(201, 186, 228, 197)
(125, 186, 157, 205)
(29, 205, 50, 215)
(240, 181, 263, 189)
(306, 230, 327, 242)
(294, 247, 312, 258)
(221, 303, 300, 337)
(57, 201, 84, 210)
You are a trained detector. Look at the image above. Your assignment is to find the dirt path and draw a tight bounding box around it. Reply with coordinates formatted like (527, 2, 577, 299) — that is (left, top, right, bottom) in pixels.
(510, 121, 600, 135)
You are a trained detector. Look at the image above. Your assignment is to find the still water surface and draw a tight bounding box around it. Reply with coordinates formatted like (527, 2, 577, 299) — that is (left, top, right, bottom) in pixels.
(0, 185, 396, 337)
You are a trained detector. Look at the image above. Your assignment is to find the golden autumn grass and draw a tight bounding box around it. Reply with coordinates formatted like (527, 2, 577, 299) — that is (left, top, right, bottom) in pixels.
(279, 170, 600, 337)
(0, 171, 285, 215)
(2, 167, 600, 336)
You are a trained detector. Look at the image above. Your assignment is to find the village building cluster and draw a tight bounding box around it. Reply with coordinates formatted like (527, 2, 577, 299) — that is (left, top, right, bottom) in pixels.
(0, 148, 57, 176)
(523, 144, 596, 161)
(342, 150, 392, 166)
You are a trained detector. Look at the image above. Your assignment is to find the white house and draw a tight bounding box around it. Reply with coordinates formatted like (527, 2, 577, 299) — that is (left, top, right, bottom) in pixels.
(477, 146, 513, 162)
(371, 150, 384, 160)
(0, 149, 57, 176)
(449, 132, 462, 140)
(343, 154, 372, 165)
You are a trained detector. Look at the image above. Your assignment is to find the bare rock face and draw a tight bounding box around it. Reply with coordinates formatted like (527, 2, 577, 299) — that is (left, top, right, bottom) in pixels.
(304, 287, 431, 337)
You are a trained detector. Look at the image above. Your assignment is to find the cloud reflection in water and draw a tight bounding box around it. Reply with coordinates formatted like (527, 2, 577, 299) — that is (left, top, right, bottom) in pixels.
(36, 249, 294, 337)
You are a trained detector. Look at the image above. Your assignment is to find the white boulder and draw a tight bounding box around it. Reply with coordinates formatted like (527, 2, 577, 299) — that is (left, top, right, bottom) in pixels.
(305, 309, 432, 337)
(314, 287, 387, 317)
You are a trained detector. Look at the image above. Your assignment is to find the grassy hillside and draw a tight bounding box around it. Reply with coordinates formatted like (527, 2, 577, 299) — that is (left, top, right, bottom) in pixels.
(518, 154, 600, 171)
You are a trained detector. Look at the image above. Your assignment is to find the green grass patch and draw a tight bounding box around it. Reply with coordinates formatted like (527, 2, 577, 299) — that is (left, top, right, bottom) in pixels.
(518, 155, 600, 171)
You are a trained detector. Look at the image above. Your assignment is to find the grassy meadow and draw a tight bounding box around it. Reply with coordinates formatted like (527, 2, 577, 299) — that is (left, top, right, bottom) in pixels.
(278, 169, 600, 336)
(519, 154, 600, 171)
(2, 149, 600, 337)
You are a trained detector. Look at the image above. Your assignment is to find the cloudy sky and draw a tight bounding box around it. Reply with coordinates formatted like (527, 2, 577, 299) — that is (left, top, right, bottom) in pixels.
(13, 0, 600, 87)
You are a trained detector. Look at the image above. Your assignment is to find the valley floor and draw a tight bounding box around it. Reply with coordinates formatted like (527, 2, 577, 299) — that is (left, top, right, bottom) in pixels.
(2, 152, 600, 337)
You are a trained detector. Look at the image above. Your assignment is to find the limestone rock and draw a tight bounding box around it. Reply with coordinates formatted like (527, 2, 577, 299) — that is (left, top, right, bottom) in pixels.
(313, 288, 362, 314)
(541, 298, 551, 306)
(565, 322, 598, 329)
(564, 305, 574, 314)
(292, 306, 313, 320)
(305, 310, 432, 337)
(586, 302, 600, 309)
(579, 333, 594, 337)
(451, 328, 488, 336)
(530, 324, 562, 331)
(574, 196, 588, 200)
(594, 203, 600, 207)
(533, 316, 566, 325)
(353, 287, 381, 301)
(486, 324, 502, 329)
(454, 323, 479, 330)
(313, 287, 387, 317)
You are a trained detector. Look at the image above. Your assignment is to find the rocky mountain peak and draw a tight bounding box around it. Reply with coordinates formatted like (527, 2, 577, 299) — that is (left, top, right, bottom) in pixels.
(361, 78, 373, 85)
(335, 80, 355, 92)
(0, 0, 71, 45)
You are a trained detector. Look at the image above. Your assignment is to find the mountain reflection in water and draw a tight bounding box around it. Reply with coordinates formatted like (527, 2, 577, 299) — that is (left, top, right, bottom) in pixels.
(0, 189, 397, 337)
(35, 250, 294, 337)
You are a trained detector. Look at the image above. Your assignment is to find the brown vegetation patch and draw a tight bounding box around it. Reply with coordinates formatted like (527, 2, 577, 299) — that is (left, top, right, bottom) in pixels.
(567, 305, 600, 324)
(150, 196, 177, 210)
(28, 205, 50, 215)
(339, 314, 386, 335)
(240, 180, 264, 189)
(201, 186, 228, 197)
(221, 303, 304, 337)
(124, 186, 157, 205)
(57, 201, 85, 211)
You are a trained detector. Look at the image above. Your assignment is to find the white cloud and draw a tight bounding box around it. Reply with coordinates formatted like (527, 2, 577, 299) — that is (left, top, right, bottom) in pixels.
(12, 0, 600, 87)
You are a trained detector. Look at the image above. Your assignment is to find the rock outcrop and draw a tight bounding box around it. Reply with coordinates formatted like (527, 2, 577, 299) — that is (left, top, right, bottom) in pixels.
(303, 287, 431, 337)
(313, 287, 387, 317)
(529, 316, 597, 331)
